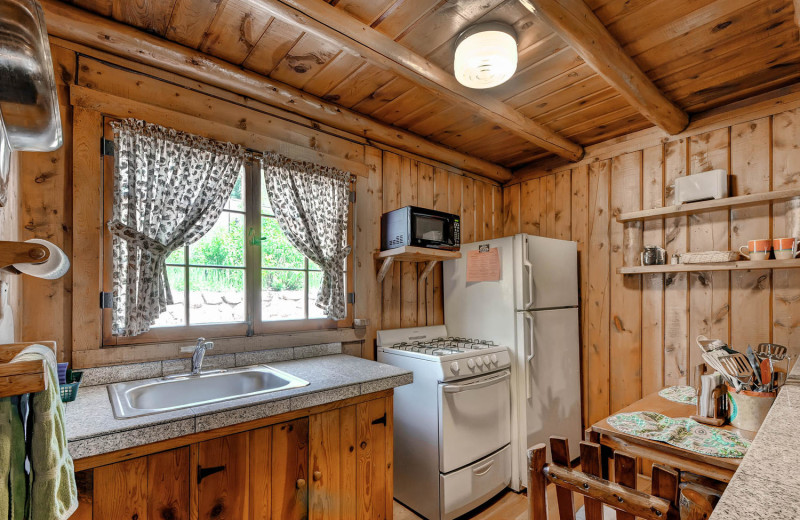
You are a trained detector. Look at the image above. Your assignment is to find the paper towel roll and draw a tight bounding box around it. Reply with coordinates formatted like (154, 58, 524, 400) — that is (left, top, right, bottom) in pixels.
(13, 239, 70, 280)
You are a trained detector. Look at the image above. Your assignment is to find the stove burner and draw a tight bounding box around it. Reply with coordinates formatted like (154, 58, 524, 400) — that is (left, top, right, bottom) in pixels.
(389, 337, 497, 356)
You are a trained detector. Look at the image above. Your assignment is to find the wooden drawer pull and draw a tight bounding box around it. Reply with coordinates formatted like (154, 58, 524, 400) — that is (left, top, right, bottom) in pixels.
(296, 478, 306, 489)
(313, 471, 322, 482)
(197, 465, 225, 485)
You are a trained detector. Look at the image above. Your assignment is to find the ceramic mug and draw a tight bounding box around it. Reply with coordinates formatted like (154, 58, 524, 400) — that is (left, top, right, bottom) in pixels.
(773, 238, 800, 260)
(740, 239, 771, 261)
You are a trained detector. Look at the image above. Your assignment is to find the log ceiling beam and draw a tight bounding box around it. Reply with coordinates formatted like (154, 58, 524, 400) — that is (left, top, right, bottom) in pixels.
(251, 0, 584, 162)
(38, 0, 512, 182)
(522, 0, 689, 135)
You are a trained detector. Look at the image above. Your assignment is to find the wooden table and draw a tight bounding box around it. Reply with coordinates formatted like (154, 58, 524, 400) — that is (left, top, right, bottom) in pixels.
(586, 391, 756, 483)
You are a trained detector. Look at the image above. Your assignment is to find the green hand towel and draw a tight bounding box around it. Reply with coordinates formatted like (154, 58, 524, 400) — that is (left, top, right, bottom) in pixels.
(12, 345, 78, 520)
(0, 396, 11, 519)
(9, 396, 27, 520)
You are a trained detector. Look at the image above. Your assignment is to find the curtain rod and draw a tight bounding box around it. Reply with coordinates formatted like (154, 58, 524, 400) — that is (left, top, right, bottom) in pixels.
(244, 149, 357, 183)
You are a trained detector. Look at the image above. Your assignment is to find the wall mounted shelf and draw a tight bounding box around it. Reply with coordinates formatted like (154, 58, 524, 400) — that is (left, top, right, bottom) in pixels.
(0, 341, 57, 398)
(618, 259, 800, 275)
(375, 246, 461, 283)
(616, 187, 800, 223)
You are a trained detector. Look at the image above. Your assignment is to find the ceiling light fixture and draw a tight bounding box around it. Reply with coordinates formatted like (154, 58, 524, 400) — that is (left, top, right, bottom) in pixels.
(454, 22, 518, 89)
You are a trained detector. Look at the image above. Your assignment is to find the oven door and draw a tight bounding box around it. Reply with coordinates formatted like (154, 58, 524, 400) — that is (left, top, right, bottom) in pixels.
(438, 370, 511, 473)
(411, 212, 456, 249)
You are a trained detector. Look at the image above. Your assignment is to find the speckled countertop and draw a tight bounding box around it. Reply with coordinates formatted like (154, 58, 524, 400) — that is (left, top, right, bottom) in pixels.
(709, 362, 800, 519)
(65, 354, 412, 460)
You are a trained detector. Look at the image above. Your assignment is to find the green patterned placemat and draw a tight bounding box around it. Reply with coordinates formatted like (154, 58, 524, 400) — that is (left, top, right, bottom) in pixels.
(607, 411, 749, 458)
(658, 385, 697, 405)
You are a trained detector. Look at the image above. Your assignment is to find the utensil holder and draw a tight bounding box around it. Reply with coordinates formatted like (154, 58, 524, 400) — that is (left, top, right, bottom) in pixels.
(726, 386, 776, 431)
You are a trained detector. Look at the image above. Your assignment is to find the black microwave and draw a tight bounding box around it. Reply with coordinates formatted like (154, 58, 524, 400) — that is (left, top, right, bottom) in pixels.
(381, 206, 460, 251)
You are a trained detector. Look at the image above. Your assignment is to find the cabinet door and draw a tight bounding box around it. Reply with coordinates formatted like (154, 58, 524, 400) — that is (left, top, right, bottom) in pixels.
(309, 405, 358, 520)
(196, 432, 249, 520)
(356, 397, 393, 520)
(92, 447, 190, 520)
(268, 418, 309, 520)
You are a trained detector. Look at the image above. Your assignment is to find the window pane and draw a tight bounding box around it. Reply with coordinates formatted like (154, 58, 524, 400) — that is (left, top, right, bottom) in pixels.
(261, 217, 305, 269)
(260, 171, 274, 216)
(225, 168, 245, 212)
(153, 266, 186, 327)
(189, 268, 246, 324)
(308, 270, 325, 319)
(262, 270, 305, 321)
(167, 247, 185, 265)
(189, 212, 245, 267)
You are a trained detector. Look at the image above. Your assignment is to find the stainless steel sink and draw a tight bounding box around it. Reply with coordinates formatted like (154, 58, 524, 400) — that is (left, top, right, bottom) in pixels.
(108, 365, 309, 418)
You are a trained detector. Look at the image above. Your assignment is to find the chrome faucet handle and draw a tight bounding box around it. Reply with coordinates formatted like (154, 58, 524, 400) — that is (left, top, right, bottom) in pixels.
(180, 337, 207, 354)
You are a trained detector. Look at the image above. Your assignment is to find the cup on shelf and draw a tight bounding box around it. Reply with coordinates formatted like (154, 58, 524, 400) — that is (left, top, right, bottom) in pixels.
(739, 239, 771, 261)
(773, 238, 800, 260)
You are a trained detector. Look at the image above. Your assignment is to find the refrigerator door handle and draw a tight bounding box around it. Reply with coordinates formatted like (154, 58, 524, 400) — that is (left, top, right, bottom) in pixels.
(522, 237, 534, 309)
(523, 311, 535, 399)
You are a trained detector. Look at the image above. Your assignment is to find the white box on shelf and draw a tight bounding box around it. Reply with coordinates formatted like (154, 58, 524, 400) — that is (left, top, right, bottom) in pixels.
(674, 169, 728, 204)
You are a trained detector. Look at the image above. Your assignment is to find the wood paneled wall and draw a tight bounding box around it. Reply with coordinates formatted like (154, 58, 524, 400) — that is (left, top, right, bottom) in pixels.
(1, 153, 22, 341)
(16, 38, 503, 365)
(378, 152, 503, 332)
(506, 107, 800, 427)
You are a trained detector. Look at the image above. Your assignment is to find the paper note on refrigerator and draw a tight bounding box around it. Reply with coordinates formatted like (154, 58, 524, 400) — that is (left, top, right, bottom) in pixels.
(466, 247, 501, 282)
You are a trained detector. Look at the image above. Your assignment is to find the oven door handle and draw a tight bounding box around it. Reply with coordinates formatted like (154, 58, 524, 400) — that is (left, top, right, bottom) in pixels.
(442, 370, 510, 393)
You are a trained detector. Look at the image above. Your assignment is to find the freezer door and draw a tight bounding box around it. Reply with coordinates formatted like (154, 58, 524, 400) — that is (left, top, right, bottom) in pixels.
(443, 236, 518, 348)
(512, 307, 582, 488)
(516, 235, 579, 310)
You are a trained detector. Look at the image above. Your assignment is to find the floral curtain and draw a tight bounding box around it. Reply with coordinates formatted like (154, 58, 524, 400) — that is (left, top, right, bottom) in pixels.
(262, 152, 352, 320)
(109, 119, 245, 336)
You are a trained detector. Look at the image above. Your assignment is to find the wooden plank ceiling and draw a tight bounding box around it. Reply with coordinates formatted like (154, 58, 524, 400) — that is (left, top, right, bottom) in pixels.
(64, 0, 800, 170)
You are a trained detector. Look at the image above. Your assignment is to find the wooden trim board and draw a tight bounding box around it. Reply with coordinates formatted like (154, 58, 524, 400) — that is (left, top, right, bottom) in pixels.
(618, 259, 800, 275)
(73, 389, 393, 472)
(617, 188, 800, 222)
(70, 85, 371, 177)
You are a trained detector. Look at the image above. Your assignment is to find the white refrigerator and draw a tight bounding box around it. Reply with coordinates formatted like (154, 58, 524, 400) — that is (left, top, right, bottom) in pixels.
(443, 234, 582, 491)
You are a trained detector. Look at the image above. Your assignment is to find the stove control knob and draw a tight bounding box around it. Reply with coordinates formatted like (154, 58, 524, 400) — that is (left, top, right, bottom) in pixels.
(450, 361, 459, 374)
(467, 358, 476, 369)
(490, 354, 498, 364)
(475, 357, 484, 367)
(483, 355, 490, 366)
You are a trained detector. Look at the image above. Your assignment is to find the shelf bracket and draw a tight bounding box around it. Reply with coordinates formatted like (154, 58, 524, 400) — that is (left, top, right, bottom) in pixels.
(418, 260, 438, 285)
(376, 257, 395, 283)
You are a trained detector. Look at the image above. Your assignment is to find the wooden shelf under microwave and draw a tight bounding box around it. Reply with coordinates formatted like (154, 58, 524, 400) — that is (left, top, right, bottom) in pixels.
(618, 258, 800, 274)
(374, 246, 461, 283)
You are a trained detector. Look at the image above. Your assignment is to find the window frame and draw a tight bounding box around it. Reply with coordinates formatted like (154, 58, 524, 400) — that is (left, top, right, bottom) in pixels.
(101, 118, 354, 347)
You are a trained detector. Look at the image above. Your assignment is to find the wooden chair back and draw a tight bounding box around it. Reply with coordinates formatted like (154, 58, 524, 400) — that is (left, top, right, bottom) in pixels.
(528, 436, 681, 520)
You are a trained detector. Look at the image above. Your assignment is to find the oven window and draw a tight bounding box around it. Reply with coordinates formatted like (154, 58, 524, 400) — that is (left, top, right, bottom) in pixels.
(415, 215, 446, 242)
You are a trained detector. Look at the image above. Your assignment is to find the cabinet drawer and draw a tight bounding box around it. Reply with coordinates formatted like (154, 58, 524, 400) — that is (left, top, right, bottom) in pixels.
(439, 445, 511, 520)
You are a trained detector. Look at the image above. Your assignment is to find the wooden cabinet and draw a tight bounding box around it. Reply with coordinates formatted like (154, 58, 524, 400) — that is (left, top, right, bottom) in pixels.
(72, 394, 392, 520)
(92, 446, 190, 520)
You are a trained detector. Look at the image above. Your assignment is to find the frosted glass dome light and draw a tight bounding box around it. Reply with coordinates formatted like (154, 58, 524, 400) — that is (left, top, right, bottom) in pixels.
(454, 22, 518, 89)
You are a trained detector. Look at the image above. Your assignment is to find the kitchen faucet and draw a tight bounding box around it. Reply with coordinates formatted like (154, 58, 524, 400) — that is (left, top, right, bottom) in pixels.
(180, 337, 214, 376)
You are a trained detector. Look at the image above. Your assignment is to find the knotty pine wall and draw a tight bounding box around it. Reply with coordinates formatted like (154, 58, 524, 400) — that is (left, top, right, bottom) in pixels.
(16, 39, 503, 365)
(506, 107, 800, 427)
(379, 151, 503, 332)
(0, 153, 22, 340)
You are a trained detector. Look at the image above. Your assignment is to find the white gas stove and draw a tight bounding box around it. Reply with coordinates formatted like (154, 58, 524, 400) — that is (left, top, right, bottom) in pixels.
(377, 325, 511, 382)
(378, 325, 512, 520)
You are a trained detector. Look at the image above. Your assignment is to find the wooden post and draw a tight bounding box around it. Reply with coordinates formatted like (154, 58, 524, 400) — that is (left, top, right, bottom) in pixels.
(527, 444, 548, 520)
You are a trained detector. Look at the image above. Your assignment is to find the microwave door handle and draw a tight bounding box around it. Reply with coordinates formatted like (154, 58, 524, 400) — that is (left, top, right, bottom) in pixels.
(442, 370, 510, 393)
(523, 237, 534, 309)
(523, 311, 535, 399)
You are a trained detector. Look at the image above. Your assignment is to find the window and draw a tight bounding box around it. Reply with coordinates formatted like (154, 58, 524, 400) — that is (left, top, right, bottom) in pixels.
(102, 119, 353, 345)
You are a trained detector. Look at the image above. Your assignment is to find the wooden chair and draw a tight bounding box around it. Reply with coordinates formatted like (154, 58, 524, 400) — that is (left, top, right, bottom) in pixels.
(528, 437, 716, 520)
